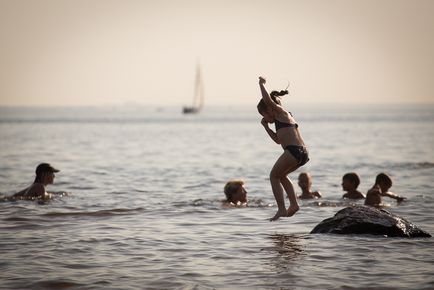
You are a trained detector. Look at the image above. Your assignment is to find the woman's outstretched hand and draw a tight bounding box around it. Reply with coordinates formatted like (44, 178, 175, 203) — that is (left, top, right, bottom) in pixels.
(259, 76, 266, 85)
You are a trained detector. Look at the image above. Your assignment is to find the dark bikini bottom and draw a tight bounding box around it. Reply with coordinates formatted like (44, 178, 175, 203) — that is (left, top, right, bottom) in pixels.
(285, 145, 309, 167)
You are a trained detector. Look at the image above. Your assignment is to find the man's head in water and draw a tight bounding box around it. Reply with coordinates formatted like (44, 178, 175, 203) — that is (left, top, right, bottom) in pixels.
(224, 180, 247, 204)
(342, 172, 360, 191)
(298, 172, 313, 192)
(34, 163, 60, 185)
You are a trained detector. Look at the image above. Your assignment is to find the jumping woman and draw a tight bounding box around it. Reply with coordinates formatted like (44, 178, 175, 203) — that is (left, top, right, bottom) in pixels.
(257, 76, 309, 221)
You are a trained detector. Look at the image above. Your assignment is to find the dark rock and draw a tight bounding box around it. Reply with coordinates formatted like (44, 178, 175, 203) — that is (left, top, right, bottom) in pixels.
(311, 205, 431, 238)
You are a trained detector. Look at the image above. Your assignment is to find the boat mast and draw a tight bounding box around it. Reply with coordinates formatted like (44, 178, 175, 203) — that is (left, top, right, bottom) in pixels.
(193, 64, 204, 110)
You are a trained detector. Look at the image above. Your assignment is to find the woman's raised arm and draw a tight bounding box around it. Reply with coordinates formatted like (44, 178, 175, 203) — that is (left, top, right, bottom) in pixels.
(259, 77, 279, 111)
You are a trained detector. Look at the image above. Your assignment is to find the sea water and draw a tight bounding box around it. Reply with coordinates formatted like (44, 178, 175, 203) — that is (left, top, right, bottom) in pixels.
(1, 104, 433, 289)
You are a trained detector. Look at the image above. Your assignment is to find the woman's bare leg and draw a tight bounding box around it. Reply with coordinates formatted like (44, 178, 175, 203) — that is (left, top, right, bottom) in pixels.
(280, 176, 299, 217)
(269, 151, 299, 221)
(280, 163, 300, 216)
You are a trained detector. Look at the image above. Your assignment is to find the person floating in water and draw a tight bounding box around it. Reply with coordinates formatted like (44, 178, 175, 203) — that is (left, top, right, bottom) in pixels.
(13, 163, 60, 200)
(341, 172, 365, 199)
(257, 76, 309, 221)
(365, 172, 406, 207)
(223, 179, 248, 206)
(298, 172, 322, 199)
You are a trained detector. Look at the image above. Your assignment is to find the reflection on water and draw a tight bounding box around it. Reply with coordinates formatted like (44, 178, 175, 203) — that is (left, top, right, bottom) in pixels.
(263, 234, 306, 273)
(40, 207, 145, 218)
(269, 234, 305, 258)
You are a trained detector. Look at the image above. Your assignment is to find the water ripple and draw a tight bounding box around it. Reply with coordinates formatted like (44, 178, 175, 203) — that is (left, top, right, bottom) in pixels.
(26, 280, 84, 290)
(40, 207, 145, 218)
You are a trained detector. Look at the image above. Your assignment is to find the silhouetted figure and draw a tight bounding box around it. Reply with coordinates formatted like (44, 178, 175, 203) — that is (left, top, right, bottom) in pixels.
(365, 172, 406, 207)
(342, 172, 365, 199)
(257, 76, 309, 221)
(13, 163, 60, 200)
(298, 172, 322, 199)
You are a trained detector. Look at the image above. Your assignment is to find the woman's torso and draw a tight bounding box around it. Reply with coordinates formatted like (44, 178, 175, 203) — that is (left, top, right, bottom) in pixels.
(274, 111, 306, 148)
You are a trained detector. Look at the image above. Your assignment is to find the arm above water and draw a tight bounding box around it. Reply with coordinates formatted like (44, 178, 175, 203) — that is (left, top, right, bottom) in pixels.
(313, 191, 322, 198)
(382, 191, 406, 202)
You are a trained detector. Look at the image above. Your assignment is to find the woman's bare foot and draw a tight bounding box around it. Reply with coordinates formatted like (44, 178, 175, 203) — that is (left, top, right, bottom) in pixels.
(287, 205, 299, 217)
(269, 208, 288, 221)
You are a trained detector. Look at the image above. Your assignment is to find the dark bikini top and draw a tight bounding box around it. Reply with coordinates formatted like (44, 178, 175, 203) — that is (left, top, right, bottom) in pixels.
(275, 111, 298, 131)
(275, 120, 298, 131)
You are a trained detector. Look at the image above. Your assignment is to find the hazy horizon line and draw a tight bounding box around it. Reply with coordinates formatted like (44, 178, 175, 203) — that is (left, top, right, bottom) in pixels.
(1, 101, 434, 109)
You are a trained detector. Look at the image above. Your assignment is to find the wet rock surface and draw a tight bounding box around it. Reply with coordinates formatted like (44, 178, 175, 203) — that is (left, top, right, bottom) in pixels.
(311, 205, 431, 237)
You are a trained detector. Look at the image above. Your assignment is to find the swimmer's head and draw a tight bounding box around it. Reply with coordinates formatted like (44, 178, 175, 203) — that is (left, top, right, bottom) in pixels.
(34, 163, 59, 184)
(298, 172, 312, 190)
(342, 172, 360, 190)
(375, 172, 392, 191)
(224, 179, 247, 204)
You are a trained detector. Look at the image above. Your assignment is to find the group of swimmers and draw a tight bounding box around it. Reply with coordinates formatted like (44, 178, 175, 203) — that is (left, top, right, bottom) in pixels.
(10, 162, 406, 210)
(341, 172, 406, 206)
(224, 171, 406, 208)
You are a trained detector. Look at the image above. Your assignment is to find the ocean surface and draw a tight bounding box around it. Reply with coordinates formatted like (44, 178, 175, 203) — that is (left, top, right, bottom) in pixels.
(1, 104, 434, 290)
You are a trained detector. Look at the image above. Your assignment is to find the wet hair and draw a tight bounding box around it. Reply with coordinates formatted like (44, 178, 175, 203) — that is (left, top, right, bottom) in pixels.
(270, 89, 288, 98)
(298, 172, 312, 180)
(34, 171, 50, 183)
(343, 172, 360, 188)
(224, 180, 244, 201)
(257, 89, 288, 115)
(375, 172, 392, 187)
(34, 174, 43, 183)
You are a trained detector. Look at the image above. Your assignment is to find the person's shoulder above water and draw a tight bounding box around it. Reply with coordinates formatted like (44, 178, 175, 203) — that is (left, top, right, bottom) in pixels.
(342, 190, 365, 199)
(299, 190, 322, 199)
(365, 185, 382, 207)
(21, 183, 47, 198)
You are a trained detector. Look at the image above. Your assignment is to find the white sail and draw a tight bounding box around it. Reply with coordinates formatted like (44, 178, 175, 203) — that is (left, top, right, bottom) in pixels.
(183, 65, 204, 114)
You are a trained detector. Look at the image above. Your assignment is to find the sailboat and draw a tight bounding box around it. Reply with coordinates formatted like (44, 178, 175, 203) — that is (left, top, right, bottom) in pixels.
(183, 65, 204, 114)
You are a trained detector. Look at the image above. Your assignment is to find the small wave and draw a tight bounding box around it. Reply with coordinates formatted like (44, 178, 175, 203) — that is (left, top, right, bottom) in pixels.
(354, 161, 434, 171)
(67, 185, 96, 190)
(346, 161, 434, 172)
(303, 200, 357, 207)
(174, 198, 272, 209)
(2, 216, 32, 222)
(390, 162, 434, 170)
(0, 196, 14, 202)
(41, 207, 145, 218)
(0, 191, 70, 203)
(27, 280, 84, 290)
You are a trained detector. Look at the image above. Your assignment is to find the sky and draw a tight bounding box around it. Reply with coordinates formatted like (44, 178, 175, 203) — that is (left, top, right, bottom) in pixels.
(0, 0, 433, 106)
